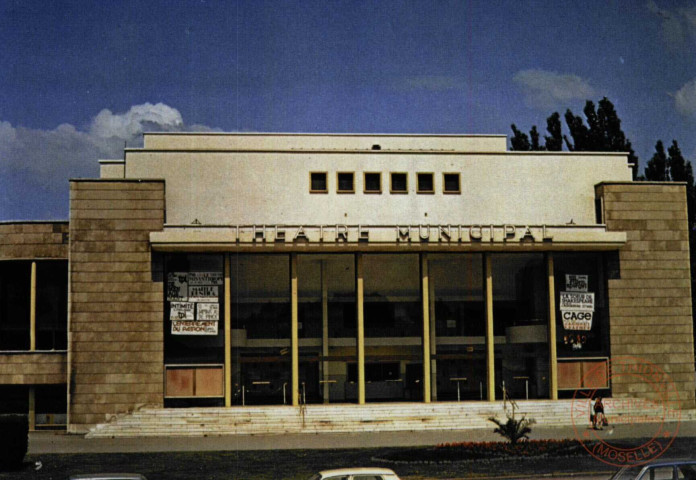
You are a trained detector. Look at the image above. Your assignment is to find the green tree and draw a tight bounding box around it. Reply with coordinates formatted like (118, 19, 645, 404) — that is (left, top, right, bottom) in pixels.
(564, 98, 639, 177)
(530, 125, 542, 151)
(511, 97, 639, 177)
(644, 141, 669, 181)
(544, 112, 563, 151)
(510, 124, 531, 151)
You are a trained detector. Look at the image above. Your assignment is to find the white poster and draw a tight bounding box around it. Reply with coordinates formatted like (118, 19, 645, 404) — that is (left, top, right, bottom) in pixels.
(559, 292, 594, 311)
(188, 272, 223, 286)
(170, 302, 195, 320)
(561, 310, 593, 331)
(188, 285, 219, 302)
(171, 320, 218, 335)
(167, 272, 188, 301)
(565, 274, 588, 292)
(197, 303, 220, 321)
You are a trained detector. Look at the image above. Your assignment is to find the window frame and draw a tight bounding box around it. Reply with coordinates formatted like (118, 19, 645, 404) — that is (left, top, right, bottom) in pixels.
(336, 172, 356, 194)
(443, 172, 461, 194)
(363, 172, 382, 194)
(389, 172, 408, 194)
(309, 172, 328, 194)
(416, 172, 435, 194)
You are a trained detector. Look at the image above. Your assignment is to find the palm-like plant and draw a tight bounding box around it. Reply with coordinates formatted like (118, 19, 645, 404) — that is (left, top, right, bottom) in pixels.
(487, 414, 536, 444)
(488, 386, 536, 444)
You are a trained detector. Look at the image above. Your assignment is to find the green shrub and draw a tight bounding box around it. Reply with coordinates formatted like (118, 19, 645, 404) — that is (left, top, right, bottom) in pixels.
(488, 414, 536, 444)
(0, 414, 28, 470)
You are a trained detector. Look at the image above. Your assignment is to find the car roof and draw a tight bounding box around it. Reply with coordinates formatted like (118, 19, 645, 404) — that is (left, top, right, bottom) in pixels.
(319, 468, 397, 477)
(68, 474, 147, 480)
(640, 459, 696, 468)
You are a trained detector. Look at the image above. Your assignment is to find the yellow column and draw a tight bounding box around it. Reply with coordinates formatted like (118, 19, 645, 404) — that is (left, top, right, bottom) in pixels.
(421, 254, 431, 403)
(485, 254, 495, 401)
(28, 387, 35, 431)
(356, 254, 365, 405)
(224, 254, 232, 407)
(30, 261, 37, 351)
(547, 253, 558, 400)
(429, 271, 437, 401)
(291, 254, 299, 406)
(321, 261, 330, 403)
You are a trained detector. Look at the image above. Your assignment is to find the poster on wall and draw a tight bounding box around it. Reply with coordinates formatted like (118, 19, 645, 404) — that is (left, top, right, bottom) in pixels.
(170, 302, 195, 320)
(565, 274, 588, 292)
(188, 285, 219, 302)
(188, 272, 223, 286)
(559, 292, 594, 311)
(171, 320, 218, 335)
(167, 273, 188, 301)
(561, 310, 593, 331)
(197, 303, 220, 321)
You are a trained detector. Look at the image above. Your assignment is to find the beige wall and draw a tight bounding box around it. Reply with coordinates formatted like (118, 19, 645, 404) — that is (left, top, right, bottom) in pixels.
(0, 353, 66, 384)
(142, 132, 508, 152)
(0, 222, 68, 259)
(122, 136, 632, 226)
(599, 182, 696, 409)
(69, 180, 165, 431)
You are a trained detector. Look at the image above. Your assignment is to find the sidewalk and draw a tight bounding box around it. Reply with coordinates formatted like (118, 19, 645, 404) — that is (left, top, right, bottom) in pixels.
(29, 419, 696, 454)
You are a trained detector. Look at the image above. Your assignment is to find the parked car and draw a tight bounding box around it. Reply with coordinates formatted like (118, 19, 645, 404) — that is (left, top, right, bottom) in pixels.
(609, 460, 696, 480)
(307, 468, 400, 480)
(68, 475, 147, 480)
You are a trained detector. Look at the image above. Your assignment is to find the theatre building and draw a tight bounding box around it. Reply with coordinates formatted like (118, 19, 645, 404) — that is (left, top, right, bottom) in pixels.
(1, 133, 694, 434)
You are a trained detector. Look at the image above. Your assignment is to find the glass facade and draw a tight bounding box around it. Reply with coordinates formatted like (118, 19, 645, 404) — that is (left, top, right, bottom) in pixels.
(363, 254, 421, 401)
(164, 254, 225, 407)
(492, 253, 549, 400)
(298, 255, 355, 403)
(230, 254, 290, 405)
(429, 254, 486, 401)
(0, 260, 67, 351)
(161, 251, 611, 407)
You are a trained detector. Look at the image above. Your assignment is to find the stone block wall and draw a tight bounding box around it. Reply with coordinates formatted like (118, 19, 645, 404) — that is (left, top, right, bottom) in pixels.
(69, 180, 165, 431)
(597, 182, 696, 409)
(0, 222, 69, 259)
(0, 353, 67, 384)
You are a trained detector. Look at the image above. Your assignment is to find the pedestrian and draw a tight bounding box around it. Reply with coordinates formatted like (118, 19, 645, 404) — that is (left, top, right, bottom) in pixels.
(593, 396, 606, 430)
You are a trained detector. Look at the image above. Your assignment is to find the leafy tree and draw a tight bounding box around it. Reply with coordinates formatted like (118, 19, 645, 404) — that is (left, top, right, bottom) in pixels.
(510, 124, 531, 151)
(544, 112, 563, 151)
(644, 141, 669, 181)
(530, 125, 542, 151)
(511, 97, 639, 177)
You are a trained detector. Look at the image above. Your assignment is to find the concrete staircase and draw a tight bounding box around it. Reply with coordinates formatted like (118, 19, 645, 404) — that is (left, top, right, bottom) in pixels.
(87, 399, 695, 438)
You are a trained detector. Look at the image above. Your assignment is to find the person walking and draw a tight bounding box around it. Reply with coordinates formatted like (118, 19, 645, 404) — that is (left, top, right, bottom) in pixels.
(593, 396, 606, 430)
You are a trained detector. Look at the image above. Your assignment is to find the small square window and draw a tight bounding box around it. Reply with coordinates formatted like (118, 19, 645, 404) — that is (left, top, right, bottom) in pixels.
(364, 172, 382, 193)
(443, 173, 461, 194)
(337, 172, 355, 193)
(417, 173, 434, 193)
(310, 172, 327, 193)
(390, 172, 408, 193)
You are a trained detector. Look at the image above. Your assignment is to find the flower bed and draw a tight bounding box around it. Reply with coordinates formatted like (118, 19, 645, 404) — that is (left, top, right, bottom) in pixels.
(377, 439, 591, 463)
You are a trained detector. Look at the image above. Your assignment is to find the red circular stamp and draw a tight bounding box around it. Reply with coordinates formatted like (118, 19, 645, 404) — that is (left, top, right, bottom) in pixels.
(571, 356, 682, 467)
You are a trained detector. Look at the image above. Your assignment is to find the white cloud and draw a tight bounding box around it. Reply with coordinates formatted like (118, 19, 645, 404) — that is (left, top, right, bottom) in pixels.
(513, 69, 596, 110)
(0, 103, 220, 219)
(646, 1, 696, 46)
(90, 102, 184, 139)
(675, 78, 696, 115)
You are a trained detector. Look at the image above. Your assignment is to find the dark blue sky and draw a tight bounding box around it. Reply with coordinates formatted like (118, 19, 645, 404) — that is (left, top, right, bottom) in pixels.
(2, 0, 696, 220)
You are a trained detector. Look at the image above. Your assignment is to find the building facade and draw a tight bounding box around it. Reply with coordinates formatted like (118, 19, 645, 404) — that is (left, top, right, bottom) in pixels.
(1, 133, 694, 433)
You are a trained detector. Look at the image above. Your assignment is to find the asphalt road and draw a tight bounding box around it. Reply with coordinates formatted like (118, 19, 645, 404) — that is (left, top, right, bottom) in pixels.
(20, 421, 696, 480)
(29, 420, 696, 454)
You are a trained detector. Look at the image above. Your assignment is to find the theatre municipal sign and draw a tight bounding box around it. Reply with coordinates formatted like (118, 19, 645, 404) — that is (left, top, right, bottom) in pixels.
(198, 224, 555, 243)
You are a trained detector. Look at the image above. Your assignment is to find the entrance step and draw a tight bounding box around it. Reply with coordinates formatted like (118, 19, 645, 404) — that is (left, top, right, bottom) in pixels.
(87, 400, 693, 438)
